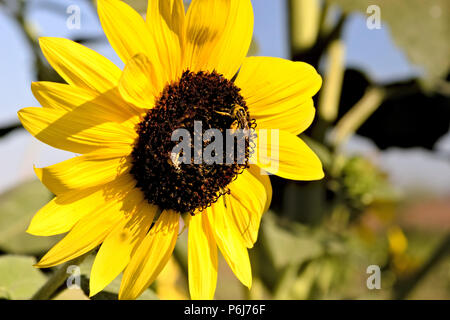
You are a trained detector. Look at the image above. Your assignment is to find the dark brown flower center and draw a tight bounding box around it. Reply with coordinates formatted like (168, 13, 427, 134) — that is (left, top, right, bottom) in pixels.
(130, 71, 256, 214)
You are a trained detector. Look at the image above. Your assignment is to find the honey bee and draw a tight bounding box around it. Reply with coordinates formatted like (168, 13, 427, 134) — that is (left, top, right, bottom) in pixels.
(215, 104, 249, 133)
(232, 105, 249, 130)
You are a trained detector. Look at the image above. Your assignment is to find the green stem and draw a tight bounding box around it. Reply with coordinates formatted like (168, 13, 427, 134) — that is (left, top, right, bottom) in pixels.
(318, 39, 346, 123)
(31, 254, 89, 300)
(332, 87, 386, 147)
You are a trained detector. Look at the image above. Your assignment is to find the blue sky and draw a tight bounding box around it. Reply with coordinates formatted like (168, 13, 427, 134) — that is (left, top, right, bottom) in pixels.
(0, 0, 448, 195)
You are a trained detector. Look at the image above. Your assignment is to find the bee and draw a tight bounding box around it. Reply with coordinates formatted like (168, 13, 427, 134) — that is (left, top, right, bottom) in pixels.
(231, 105, 249, 130)
(215, 104, 249, 133)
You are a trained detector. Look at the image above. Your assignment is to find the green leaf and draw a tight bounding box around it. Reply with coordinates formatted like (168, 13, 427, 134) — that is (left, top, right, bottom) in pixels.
(0, 180, 62, 255)
(326, 0, 450, 85)
(0, 255, 47, 300)
(260, 212, 323, 269)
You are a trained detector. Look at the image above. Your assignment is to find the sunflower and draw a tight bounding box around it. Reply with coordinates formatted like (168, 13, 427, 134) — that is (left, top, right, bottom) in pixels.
(18, 0, 323, 300)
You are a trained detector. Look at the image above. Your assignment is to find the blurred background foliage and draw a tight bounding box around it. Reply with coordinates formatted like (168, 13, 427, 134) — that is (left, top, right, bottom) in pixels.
(0, 0, 449, 300)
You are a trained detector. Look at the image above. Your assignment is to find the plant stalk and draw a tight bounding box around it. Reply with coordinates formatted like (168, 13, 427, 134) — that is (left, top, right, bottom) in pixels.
(31, 253, 88, 300)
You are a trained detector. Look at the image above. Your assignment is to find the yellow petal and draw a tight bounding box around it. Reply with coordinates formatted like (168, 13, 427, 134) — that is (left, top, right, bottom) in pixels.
(251, 129, 324, 181)
(35, 178, 140, 268)
(146, 0, 185, 83)
(18, 107, 135, 154)
(89, 202, 157, 297)
(226, 169, 268, 248)
(248, 164, 272, 213)
(31, 81, 142, 123)
(39, 37, 121, 93)
(103, 87, 148, 121)
(184, 0, 254, 79)
(236, 57, 322, 134)
(97, 0, 161, 71)
(255, 99, 316, 136)
(34, 150, 131, 196)
(27, 187, 104, 236)
(31, 82, 97, 112)
(119, 210, 179, 300)
(119, 54, 161, 109)
(205, 197, 252, 288)
(188, 212, 218, 300)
